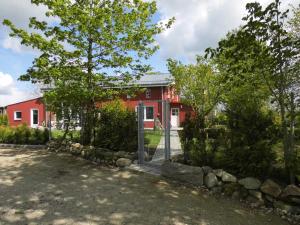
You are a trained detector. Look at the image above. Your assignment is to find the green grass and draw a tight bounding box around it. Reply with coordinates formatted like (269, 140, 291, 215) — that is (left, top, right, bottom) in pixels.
(51, 130, 81, 141)
(144, 130, 162, 149)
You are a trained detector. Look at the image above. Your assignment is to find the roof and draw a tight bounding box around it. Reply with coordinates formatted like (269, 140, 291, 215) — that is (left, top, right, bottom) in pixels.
(5, 97, 42, 107)
(129, 73, 174, 87)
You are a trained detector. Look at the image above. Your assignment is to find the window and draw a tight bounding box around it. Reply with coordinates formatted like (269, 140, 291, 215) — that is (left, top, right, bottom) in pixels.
(145, 106, 154, 121)
(14, 111, 22, 120)
(145, 88, 151, 99)
(135, 106, 154, 121)
(32, 109, 39, 125)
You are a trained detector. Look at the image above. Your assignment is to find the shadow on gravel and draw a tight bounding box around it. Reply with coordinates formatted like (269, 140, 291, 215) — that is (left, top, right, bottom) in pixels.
(0, 148, 288, 225)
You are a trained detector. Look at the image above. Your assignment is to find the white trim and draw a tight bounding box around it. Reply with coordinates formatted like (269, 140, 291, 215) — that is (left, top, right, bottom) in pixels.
(14, 111, 22, 121)
(30, 109, 39, 128)
(135, 105, 154, 121)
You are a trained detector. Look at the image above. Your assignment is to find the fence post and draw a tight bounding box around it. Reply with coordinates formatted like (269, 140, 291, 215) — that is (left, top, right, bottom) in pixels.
(138, 102, 144, 164)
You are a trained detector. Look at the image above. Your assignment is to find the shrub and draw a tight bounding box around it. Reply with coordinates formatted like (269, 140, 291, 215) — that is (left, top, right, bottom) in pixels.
(94, 100, 138, 152)
(0, 115, 8, 126)
(222, 104, 279, 178)
(0, 124, 49, 145)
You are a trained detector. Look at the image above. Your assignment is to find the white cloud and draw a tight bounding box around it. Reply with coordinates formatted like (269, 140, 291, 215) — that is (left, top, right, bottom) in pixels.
(155, 0, 296, 61)
(0, 72, 39, 106)
(0, 0, 53, 54)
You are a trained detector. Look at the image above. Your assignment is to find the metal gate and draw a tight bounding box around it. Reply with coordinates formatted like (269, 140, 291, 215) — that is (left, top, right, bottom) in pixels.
(137, 100, 171, 164)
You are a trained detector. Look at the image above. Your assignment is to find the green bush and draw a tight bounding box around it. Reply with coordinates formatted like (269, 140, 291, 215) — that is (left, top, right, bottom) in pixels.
(94, 100, 138, 152)
(222, 104, 279, 178)
(0, 124, 49, 145)
(0, 115, 8, 126)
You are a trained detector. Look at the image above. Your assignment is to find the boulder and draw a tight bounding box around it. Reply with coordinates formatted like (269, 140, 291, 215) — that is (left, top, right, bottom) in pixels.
(249, 190, 263, 201)
(221, 171, 237, 183)
(116, 158, 132, 167)
(260, 179, 282, 198)
(238, 177, 261, 190)
(161, 162, 204, 186)
(204, 173, 218, 188)
(202, 166, 213, 175)
(280, 185, 300, 205)
(281, 185, 300, 198)
(274, 201, 300, 214)
(212, 169, 224, 178)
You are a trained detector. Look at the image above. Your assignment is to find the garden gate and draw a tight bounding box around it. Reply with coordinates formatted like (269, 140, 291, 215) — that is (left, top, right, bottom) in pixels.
(137, 100, 171, 164)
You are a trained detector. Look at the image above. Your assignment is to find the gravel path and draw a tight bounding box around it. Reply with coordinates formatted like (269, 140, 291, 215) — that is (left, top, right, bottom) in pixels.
(0, 148, 288, 225)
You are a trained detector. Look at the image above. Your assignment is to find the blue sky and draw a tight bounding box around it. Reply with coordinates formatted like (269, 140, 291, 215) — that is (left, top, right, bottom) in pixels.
(0, 0, 297, 106)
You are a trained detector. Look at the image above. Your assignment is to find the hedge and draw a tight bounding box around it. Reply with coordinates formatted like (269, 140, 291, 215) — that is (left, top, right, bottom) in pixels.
(0, 124, 49, 145)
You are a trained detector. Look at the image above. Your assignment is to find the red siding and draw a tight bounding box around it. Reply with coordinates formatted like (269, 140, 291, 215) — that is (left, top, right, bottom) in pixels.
(6, 98, 45, 127)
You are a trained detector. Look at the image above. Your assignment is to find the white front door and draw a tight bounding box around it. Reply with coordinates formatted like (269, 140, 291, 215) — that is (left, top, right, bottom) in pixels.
(31, 109, 39, 128)
(171, 108, 179, 127)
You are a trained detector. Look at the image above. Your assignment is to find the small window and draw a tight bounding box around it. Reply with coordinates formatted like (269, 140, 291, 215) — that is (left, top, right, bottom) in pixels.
(14, 111, 22, 120)
(135, 106, 154, 121)
(127, 94, 131, 99)
(145, 106, 154, 121)
(145, 88, 151, 99)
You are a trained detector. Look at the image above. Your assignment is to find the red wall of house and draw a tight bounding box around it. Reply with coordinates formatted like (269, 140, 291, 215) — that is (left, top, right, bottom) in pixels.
(6, 98, 45, 127)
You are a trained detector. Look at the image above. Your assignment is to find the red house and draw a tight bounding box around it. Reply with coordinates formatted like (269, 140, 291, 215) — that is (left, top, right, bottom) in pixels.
(6, 98, 46, 128)
(6, 74, 192, 129)
(115, 73, 192, 128)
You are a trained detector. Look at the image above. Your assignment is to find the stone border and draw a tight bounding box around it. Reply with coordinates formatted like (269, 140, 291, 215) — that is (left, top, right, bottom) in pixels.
(0, 143, 46, 149)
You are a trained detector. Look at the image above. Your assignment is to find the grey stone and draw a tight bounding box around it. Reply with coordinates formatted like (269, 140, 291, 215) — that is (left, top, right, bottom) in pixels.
(281, 185, 300, 198)
(116, 158, 132, 167)
(202, 166, 213, 175)
(212, 169, 224, 178)
(249, 190, 263, 201)
(260, 179, 282, 198)
(161, 162, 204, 186)
(221, 171, 237, 183)
(274, 201, 300, 214)
(238, 177, 261, 190)
(204, 172, 218, 188)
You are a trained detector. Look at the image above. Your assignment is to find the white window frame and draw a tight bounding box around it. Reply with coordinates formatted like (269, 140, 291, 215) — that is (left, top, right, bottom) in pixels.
(145, 88, 151, 99)
(14, 111, 22, 121)
(135, 106, 154, 121)
(30, 109, 39, 128)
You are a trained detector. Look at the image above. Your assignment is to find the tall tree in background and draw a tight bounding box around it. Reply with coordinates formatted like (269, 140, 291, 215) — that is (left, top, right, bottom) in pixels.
(167, 56, 222, 128)
(241, 0, 300, 183)
(3, 0, 174, 144)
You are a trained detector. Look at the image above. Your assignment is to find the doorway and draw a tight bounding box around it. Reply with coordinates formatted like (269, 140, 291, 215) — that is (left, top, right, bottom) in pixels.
(171, 108, 179, 127)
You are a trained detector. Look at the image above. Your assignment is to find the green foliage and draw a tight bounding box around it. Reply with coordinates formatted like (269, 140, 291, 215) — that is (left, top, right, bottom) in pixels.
(167, 56, 222, 118)
(0, 124, 49, 145)
(0, 115, 8, 126)
(223, 115, 278, 178)
(94, 100, 137, 152)
(3, 0, 174, 145)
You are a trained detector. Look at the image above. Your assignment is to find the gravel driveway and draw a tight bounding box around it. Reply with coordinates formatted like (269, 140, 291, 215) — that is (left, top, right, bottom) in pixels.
(0, 148, 288, 225)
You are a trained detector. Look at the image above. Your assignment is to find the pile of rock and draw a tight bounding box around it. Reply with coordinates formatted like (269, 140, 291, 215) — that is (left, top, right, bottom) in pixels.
(46, 140, 135, 167)
(161, 161, 300, 223)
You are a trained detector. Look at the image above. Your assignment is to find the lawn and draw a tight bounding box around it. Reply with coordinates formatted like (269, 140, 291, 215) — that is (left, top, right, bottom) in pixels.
(144, 130, 162, 149)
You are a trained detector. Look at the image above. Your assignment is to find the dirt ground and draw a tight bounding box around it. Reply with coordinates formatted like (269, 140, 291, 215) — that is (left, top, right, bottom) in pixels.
(0, 148, 289, 225)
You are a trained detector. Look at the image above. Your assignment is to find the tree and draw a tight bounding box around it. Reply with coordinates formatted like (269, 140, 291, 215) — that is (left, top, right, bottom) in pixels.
(210, 0, 300, 183)
(3, 0, 174, 144)
(167, 56, 223, 165)
(167, 56, 222, 127)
